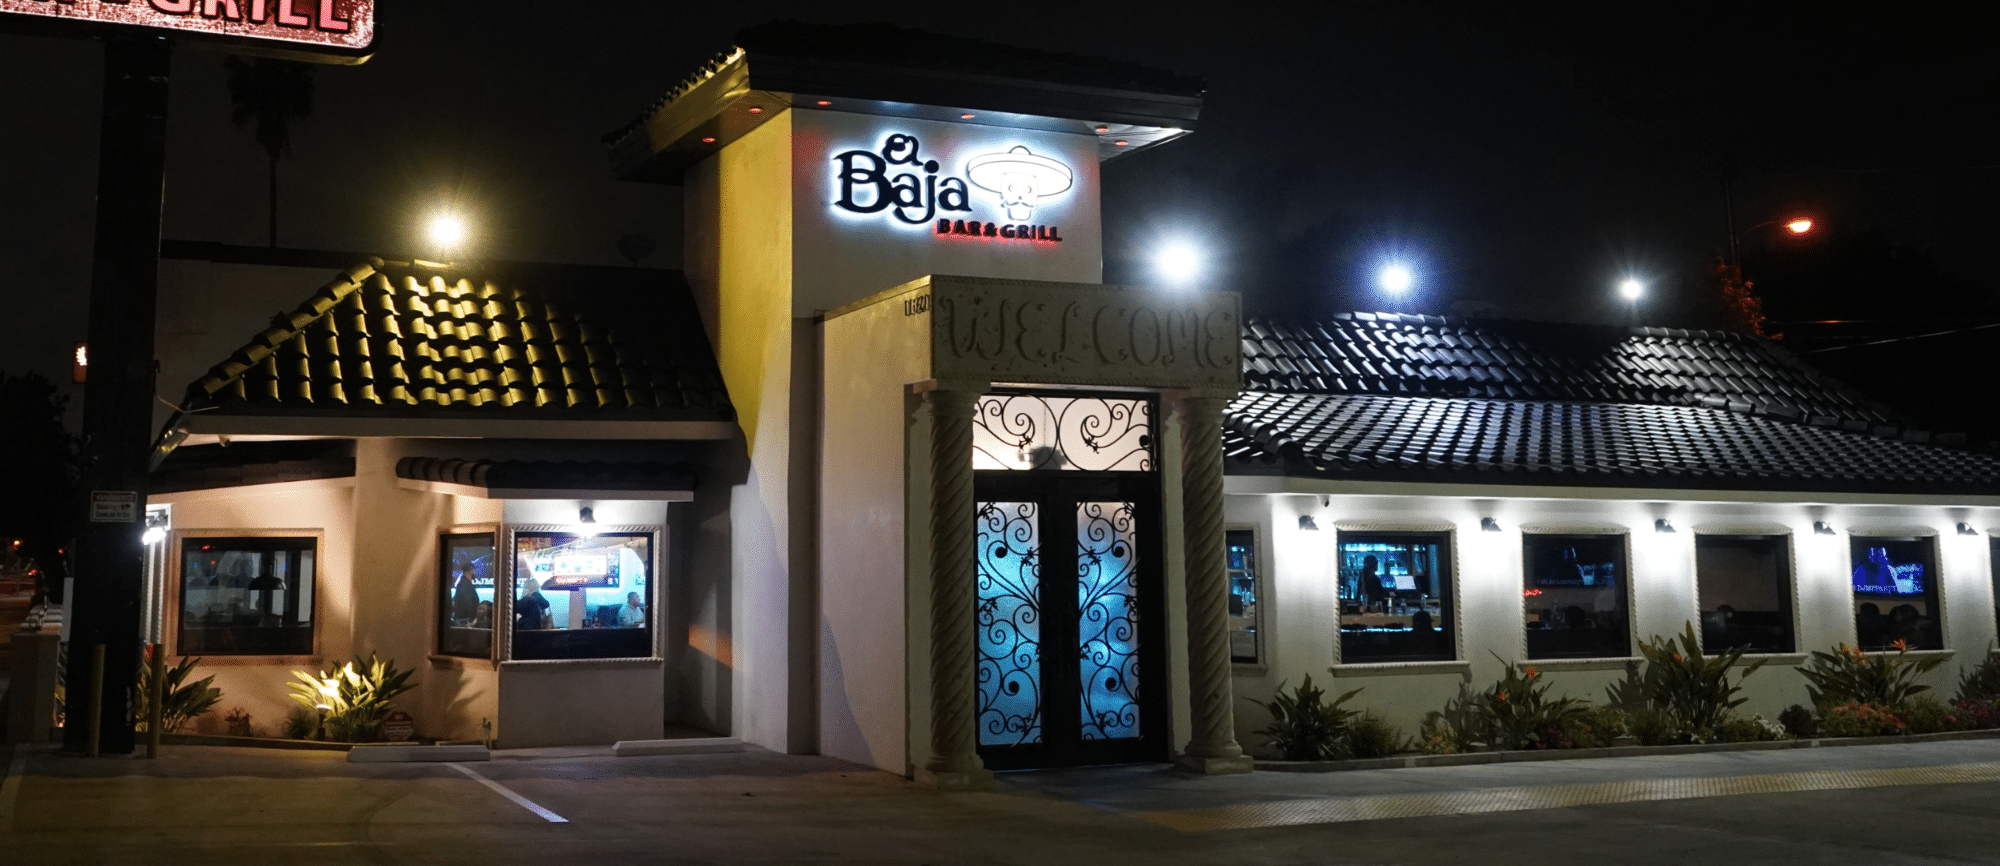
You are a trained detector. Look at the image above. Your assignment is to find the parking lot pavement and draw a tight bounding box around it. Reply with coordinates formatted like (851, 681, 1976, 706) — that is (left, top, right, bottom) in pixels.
(5, 738, 2000, 865)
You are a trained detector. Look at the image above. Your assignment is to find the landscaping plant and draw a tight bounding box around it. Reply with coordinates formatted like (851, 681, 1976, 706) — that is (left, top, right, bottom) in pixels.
(287, 653, 417, 742)
(1820, 702, 1905, 738)
(223, 706, 255, 738)
(1954, 648, 2000, 704)
(1418, 682, 1482, 755)
(1248, 674, 1361, 761)
(1606, 623, 1764, 744)
(1717, 714, 1789, 743)
(1346, 713, 1408, 759)
(281, 704, 316, 740)
(1797, 641, 1942, 711)
(133, 650, 223, 734)
(1896, 695, 1964, 735)
(1777, 704, 1818, 739)
(1562, 705, 1626, 750)
(1475, 656, 1588, 751)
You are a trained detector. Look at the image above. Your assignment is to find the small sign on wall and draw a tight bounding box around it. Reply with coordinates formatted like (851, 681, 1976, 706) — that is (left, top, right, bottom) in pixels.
(380, 710, 415, 742)
(90, 490, 138, 523)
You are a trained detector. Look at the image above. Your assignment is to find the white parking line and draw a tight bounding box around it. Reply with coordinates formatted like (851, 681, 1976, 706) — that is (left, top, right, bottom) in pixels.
(1, 748, 27, 833)
(446, 762, 568, 823)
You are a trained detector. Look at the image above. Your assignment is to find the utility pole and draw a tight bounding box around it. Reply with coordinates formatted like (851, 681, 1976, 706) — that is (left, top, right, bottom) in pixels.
(64, 35, 173, 756)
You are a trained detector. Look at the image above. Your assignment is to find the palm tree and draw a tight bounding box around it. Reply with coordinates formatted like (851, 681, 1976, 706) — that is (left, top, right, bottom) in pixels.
(223, 56, 316, 248)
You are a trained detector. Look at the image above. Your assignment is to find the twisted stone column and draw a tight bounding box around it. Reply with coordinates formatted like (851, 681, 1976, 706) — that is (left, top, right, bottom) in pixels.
(919, 387, 992, 789)
(1177, 395, 1254, 774)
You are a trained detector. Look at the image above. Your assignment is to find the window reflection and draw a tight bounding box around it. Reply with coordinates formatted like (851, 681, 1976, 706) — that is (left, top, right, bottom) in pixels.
(178, 537, 315, 656)
(438, 533, 496, 658)
(1523, 535, 1630, 659)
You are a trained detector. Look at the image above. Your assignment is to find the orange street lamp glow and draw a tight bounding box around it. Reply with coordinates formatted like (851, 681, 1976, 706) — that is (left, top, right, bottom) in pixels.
(1785, 218, 1814, 235)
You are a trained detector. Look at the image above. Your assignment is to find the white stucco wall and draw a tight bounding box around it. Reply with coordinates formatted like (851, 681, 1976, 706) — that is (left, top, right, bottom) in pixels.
(1228, 484, 2000, 754)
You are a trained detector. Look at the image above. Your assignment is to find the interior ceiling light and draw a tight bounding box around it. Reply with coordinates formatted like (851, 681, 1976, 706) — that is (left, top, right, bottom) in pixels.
(747, 106, 763, 114)
(1114, 139, 1128, 146)
(816, 99, 831, 106)
(960, 112, 975, 119)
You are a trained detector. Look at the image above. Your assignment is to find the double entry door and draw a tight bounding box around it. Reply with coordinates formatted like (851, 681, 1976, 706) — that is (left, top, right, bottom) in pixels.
(972, 472, 1165, 770)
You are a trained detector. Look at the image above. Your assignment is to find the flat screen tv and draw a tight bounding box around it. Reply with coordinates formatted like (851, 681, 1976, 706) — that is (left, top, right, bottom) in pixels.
(1852, 546, 1926, 595)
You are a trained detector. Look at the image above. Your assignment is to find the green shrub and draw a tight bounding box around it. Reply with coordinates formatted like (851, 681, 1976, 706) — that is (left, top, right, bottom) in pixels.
(287, 653, 418, 743)
(1956, 698, 2000, 730)
(1418, 683, 1481, 755)
(1955, 650, 2000, 704)
(1821, 703, 1905, 738)
(1607, 623, 1765, 744)
(1798, 642, 1942, 711)
(134, 651, 223, 734)
(281, 705, 315, 740)
(1717, 714, 1788, 743)
(1564, 706, 1626, 749)
(1249, 674, 1361, 761)
(1347, 713, 1407, 758)
(1777, 704, 1818, 739)
(1896, 695, 1963, 734)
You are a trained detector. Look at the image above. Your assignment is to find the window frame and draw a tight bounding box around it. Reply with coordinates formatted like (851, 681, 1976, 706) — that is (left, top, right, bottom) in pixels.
(502, 524, 661, 662)
(1520, 532, 1634, 660)
(171, 529, 323, 662)
(1848, 534, 1945, 652)
(435, 528, 500, 660)
(1332, 529, 1456, 664)
(1225, 525, 1263, 667)
(1691, 532, 1798, 656)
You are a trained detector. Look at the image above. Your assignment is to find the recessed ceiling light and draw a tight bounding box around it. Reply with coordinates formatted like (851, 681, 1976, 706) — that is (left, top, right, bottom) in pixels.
(748, 106, 763, 114)
(960, 113, 975, 119)
(1114, 139, 1128, 146)
(1096, 125, 1110, 133)
(815, 99, 831, 106)
(701, 137, 716, 143)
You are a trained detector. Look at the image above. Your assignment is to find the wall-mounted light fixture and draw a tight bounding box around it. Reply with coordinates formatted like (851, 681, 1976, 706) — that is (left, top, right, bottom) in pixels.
(1958, 522, 1981, 536)
(579, 506, 595, 525)
(1480, 517, 1501, 533)
(1814, 521, 1837, 536)
(1654, 518, 1675, 534)
(1298, 515, 1320, 531)
(141, 511, 170, 546)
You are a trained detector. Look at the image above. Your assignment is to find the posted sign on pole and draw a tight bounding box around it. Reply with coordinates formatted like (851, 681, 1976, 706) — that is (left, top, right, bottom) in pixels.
(0, 0, 375, 63)
(90, 490, 138, 523)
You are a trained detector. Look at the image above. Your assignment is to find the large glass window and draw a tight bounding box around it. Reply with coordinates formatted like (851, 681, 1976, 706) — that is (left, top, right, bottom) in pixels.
(178, 536, 315, 656)
(438, 533, 497, 658)
(510, 531, 652, 660)
(1226, 529, 1261, 664)
(1523, 534, 1630, 659)
(1694, 535, 1794, 654)
(1336, 532, 1452, 663)
(1851, 536, 1942, 651)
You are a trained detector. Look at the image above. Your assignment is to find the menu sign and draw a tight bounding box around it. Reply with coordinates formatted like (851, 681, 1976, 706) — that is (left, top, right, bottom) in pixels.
(1, 0, 375, 63)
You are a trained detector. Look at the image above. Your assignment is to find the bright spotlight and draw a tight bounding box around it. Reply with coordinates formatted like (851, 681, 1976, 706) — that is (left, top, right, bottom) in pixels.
(429, 214, 467, 249)
(1618, 278, 1644, 301)
(1784, 217, 1814, 235)
(1156, 243, 1201, 284)
(1378, 263, 1413, 295)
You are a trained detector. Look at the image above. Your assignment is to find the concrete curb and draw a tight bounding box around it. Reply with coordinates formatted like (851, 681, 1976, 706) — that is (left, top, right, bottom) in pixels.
(161, 733, 350, 752)
(613, 737, 745, 757)
(348, 744, 491, 763)
(1256, 727, 2000, 773)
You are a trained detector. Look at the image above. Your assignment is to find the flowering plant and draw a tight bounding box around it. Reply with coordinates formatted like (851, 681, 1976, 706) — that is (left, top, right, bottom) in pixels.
(1797, 641, 1941, 711)
(1607, 622, 1763, 743)
(1821, 702, 1906, 738)
(1477, 656, 1588, 751)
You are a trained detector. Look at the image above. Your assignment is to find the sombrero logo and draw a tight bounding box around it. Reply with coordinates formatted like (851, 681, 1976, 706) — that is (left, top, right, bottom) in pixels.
(832, 134, 1071, 244)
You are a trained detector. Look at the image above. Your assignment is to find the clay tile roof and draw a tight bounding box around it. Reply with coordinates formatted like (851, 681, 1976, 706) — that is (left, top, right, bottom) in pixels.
(1226, 313, 2000, 494)
(177, 259, 732, 424)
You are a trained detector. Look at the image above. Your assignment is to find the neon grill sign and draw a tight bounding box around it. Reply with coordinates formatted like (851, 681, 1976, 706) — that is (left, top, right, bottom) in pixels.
(833, 134, 1074, 244)
(1, 0, 375, 61)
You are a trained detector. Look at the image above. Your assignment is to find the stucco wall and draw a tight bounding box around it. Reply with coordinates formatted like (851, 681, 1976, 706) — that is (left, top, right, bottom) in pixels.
(1228, 487, 2000, 754)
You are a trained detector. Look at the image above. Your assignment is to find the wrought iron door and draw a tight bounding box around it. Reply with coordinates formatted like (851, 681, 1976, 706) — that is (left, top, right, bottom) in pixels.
(971, 392, 1165, 770)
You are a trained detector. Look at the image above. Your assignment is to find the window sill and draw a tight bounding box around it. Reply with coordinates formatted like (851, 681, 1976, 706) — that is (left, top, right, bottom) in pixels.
(174, 655, 322, 668)
(1329, 660, 1471, 678)
(1736, 653, 1808, 666)
(1861, 649, 1953, 661)
(1231, 662, 1270, 677)
(428, 654, 496, 672)
(1518, 657, 1637, 672)
(499, 657, 665, 672)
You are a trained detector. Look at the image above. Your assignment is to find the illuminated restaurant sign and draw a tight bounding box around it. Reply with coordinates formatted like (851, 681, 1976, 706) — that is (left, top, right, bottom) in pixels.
(833, 133, 1074, 244)
(0, 0, 376, 62)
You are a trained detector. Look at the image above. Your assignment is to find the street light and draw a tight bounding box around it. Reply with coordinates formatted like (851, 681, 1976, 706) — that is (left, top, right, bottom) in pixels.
(1617, 277, 1645, 302)
(1378, 263, 1413, 296)
(1155, 241, 1202, 285)
(1729, 214, 1816, 271)
(428, 213, 467, 258)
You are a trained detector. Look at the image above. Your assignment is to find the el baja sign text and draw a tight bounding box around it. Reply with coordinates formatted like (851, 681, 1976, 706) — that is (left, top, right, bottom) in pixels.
(833, 133, 1073, 245)
(1, 0, 376, 62)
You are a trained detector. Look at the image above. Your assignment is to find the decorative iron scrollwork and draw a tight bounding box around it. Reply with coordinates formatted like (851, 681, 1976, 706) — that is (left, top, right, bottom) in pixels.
(972, 394, 1153, 472)
(1077, 501, 1141, 741)
(976, 501, 1042, 747)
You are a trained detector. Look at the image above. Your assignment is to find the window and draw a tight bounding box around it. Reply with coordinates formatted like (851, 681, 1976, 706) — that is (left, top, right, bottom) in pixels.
(1523, 534, 1630, 659)
(510, 531, 653, 660)
(437, 533, 497, 658)
(1851, 536, 1942, 651)
(1336, 532, 1452, 662)
(1694, 535, 1794, 654)
(178, 536, 315, 656)
(1226, 529, 1261, 664)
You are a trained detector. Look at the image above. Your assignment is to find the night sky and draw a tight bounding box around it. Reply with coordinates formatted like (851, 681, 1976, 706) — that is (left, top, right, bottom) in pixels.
(3, 4, 1995, 398)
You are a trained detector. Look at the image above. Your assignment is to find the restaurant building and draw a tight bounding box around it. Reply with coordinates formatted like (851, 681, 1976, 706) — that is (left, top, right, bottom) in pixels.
(135, 22, 2000, 781)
